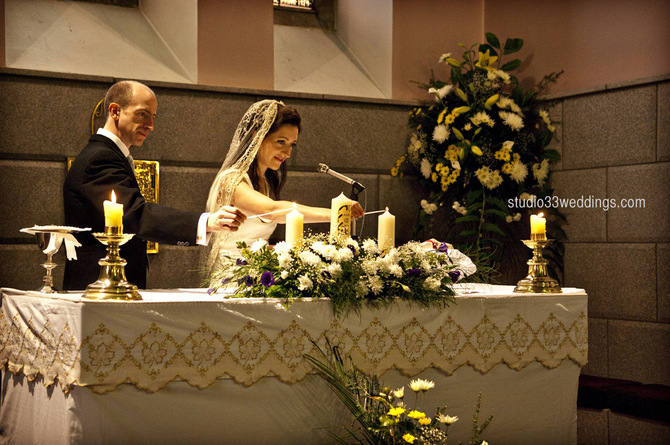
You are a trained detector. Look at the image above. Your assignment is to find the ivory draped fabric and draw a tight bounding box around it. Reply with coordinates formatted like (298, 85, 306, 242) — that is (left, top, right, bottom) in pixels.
(0, 285, 587, 395)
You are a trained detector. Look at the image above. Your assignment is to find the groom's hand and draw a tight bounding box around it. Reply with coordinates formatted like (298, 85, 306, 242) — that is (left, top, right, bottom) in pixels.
(207, 206, 247, 232)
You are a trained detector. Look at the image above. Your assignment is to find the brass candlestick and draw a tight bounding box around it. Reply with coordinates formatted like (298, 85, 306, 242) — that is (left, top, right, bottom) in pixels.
(513, 234, 562, 293)
(83, 226, 142, 300)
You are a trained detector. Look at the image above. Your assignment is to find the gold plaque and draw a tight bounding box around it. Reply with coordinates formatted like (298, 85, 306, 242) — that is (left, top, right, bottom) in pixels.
(67, 157, 160, 254)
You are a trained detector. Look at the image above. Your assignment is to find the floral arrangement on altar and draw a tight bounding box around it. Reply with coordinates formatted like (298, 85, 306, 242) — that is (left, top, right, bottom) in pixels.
(391, 33, 563, 265)
(306, 341, 492, 444)
(207, 234, 477, 315)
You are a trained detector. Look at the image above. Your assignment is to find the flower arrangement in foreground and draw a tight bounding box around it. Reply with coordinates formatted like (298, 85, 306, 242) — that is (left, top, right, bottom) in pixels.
(207, 234, 477, 315)
(392, 32, 563, 256)
(305, 341, 492, 444)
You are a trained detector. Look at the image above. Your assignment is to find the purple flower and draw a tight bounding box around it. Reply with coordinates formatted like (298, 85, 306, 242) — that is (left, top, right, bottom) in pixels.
(236, 258, 248, 266)
(448, 270, 461, 283)
(406, 268, 421, 277)
(260, 271, 275, 287)
(220, 277, 230, 286)
(437, 243, 449, 253)
(207, 287, 216, 295)
(347, 244, 356, 255)
(239, 275, 254, 286)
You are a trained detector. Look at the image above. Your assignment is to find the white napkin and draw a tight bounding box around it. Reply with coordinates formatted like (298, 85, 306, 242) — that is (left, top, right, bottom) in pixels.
(61, 234, 83, 260)
(20, 226, 89, 260)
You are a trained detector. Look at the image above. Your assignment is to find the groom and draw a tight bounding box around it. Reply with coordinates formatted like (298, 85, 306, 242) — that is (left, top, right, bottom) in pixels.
(63, 80, 246, 290)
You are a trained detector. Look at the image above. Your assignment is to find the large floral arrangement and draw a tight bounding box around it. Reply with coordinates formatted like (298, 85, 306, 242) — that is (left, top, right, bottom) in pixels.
(306, 341, 492, 444)
(392, 33, 562, 259)
(207, 234, 476, 315)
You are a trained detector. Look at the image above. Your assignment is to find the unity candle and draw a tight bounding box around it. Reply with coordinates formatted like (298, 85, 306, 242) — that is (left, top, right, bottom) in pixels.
(103, 190, 124, 230)
(285, 203, 304, 247)
(330, 192, 352, 240)
(530, 213, 546, 240)
(378, 207, 395, 251)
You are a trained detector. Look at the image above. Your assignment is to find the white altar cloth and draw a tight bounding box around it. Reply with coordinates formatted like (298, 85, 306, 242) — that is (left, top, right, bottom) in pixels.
(0, 284, 587, 444)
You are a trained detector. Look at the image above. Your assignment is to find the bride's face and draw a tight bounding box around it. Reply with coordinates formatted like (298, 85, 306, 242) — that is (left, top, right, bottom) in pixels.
(257, 124, 299, 172)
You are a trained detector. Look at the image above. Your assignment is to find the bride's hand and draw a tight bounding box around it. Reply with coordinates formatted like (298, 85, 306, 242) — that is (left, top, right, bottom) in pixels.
(207, 206, 247, 232)
(351, 202, 365, 220)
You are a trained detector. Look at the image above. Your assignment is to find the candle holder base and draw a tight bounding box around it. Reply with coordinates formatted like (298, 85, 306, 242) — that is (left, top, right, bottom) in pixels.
(83, 230, 142, 301)
(513, 239, 562, 294)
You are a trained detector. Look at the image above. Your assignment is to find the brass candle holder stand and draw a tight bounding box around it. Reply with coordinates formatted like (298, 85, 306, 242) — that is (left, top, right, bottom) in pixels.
(513, 234, 562, 293)
(83, 226, 142, 301)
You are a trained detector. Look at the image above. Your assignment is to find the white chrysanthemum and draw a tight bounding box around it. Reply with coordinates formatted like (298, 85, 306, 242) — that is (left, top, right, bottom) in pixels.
(532, 159, 551, 185)
(499, 111, 524, 131)
(421, 199, 438, 215)
(345, 238, 359, 250)
(420, 158, 432, 179)
(463, 122, 472, 131)
(423, 277, 441, 291)
(388, 264, 403, 278)
(299, 250, 322, 267)
(421, 260, 431, 271)
(510, 102, 523, 115)
(355, 281, 369, 297)
(506, 213, 522, 223)
(409, 378, 435, 392)
(470, 111, 494, 127)
(368, 275, 384, 294)
(280, 270, 289, 279)
(502, 140, 514, 151)
(250, 239, 267, 252)
(273, 241, 291, 255)
(335, 247, 354, 262)
(361, 258, 379, 276)
(438, 52, 451, 63)
(437, 413, 459, 424)
(278, 253, 292, 269)
(327, 263, 342, 278)
(297, 274, 313, 291)
(496, 96, 514, 109)
(432, 124, 450, 143)
(407, 133, 424, 163)
(495, 69, 511, 84)
(509, 160, 528, 183)
(392, 387, 405, 399)
(362, 238, 380, 254)
(475, 166, 503, 189)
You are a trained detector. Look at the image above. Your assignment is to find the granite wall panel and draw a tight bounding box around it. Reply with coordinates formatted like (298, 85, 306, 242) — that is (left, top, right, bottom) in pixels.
(379, 175, 424, 244)
(146, 244, 206, 289)
(0, 245, 65, 290)
(576, 408, 608, 445)
(549, 168, 607, 242)
(658, 243, 670, 323)
(658, 81, 670, 162)
(608, 320, 670, 386)
(564, 243, 656, 321)
(562, 85, 656, 169)
(0, 160, 65, 240)
(582, 317, 608, 378)
(607, 162, 670, 243)
(608, 412, 670, 445)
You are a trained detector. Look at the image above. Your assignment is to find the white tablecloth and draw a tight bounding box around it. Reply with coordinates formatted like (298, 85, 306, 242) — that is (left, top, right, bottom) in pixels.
(0, 284, 587, 444)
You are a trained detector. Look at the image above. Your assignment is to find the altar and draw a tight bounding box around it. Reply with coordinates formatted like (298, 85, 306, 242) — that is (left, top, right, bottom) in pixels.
(0, 284, 587, 445)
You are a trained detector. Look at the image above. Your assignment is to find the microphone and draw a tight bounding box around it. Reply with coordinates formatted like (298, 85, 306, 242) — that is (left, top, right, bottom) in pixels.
(318, 163, 366, 192)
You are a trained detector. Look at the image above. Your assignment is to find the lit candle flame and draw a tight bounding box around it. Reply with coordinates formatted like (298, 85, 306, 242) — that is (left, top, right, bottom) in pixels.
(111, 190, 117, 203)
(537, 212, 543, 218)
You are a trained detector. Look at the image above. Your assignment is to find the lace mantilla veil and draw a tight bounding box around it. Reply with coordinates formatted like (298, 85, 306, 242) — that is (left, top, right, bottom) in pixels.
(204, 99, 284, 276)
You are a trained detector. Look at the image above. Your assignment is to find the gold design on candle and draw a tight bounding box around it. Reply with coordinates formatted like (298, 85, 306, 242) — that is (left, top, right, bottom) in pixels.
(330, 192, 352, 241)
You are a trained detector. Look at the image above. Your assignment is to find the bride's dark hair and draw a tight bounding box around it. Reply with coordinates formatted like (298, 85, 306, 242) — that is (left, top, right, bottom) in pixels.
(247, 105, 301, 200)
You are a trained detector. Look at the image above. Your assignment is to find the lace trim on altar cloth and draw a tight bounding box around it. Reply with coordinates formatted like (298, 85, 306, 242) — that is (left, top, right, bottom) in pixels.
(0, 301, 588, 395)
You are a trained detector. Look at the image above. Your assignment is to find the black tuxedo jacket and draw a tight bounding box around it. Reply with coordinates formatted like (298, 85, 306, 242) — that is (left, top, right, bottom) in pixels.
(63, 134, 201, 289)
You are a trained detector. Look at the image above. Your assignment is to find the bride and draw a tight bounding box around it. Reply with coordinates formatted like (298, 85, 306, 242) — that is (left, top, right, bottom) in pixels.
(205, 99, 364, 281)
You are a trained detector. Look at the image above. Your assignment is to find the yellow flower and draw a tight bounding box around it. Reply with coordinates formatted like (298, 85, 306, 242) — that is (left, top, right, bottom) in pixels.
(502, 163, 512, 174)
(402, 433, 416, 444)
(452, 105, 471, 116)
(485, 94, 500, 110)
(475, 49, 498, 70)
(437, 108, 448, 124)
(471, 146, 483, 156)
(408, 410, 426, 419)
(391, 167, 399, 177)
(419, 417, 432, 426)
(388, 406, 406, 417)
(431, 172, 438, 182)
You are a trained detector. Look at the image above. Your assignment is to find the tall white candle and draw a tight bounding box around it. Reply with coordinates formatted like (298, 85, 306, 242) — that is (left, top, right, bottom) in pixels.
(378, 207, 395, 251)
(330, 192, 352, 240)
(285, 203, 304, 247)
(103, 190, 123, 230)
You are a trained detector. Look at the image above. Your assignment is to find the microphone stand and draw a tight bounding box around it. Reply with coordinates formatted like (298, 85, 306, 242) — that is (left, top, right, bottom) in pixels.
(349, 182, 365, 239)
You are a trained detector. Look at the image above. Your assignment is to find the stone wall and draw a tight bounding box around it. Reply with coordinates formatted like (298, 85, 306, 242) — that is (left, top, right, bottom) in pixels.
(0, 68, 417, 290)
(548, 75, 670, 389)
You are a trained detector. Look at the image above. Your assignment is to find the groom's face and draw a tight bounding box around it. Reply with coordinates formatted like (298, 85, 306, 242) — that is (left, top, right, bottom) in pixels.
(113, 85, 157, 148)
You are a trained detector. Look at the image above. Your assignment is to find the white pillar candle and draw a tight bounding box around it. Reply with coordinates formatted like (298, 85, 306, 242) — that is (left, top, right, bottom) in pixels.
(530, 212, 546, 239)
(285, 203, 304, 248)
(330, 192, 352, 240)
(378, 207, 395, 251)
(103, 190, 124, 230)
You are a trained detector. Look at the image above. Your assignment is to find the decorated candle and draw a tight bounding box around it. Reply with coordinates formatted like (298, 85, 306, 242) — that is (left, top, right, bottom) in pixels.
(103, 190, 123, 230)
(330, 192, 352, 240)
(285, 203, 304, 247)
(378, 207, 395, 251)
(530, 212, 546, 239)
